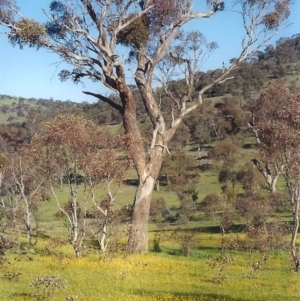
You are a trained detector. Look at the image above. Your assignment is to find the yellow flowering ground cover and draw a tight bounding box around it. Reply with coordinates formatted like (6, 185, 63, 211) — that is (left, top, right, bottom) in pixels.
(1, 249, 300, 301)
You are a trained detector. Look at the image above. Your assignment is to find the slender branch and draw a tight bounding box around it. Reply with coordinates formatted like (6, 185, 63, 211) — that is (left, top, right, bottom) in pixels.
(49, 181, 73, 234)
(155, 144, 170, 155)
(82, 91, 123, 113)
(114, 4, 153, 37)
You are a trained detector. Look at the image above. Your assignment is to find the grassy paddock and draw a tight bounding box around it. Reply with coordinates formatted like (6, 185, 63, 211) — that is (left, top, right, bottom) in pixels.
(1, 251, 299, 301)
(1, 234, 300, 301)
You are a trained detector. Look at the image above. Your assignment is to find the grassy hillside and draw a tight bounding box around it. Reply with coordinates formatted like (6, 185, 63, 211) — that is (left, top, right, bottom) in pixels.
(0, 96, 79, 125)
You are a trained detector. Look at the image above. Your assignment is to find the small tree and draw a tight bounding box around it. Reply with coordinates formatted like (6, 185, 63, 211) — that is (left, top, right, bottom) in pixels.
(201, 186, 237, 255)
(219, 185, 237, 255)
(200, 194, 221, 219)
(183, 109, 212, 153)
(0, 104, 10, 114)
(30, 114, 126, 257)
(82, 148, 129, 255)
(248, 81, 291, 193)
(210, 138, 240, 188)
(236, 162, 263, 195)
(160, 150, 200, 223)
(0, 150, 46, 246)
(31, 275, 65, 301)
(149, 197, 167, 221)
(258, 91, 300, 270)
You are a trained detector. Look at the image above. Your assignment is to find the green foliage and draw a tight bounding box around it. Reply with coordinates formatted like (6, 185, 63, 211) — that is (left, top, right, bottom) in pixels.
(152, 236, 162, 253)
(236, 162, 261, 194)
(183, 109, 212, 146)
(117, 14, 150, 48)
(169, 123, 190, 150)
(214, 97, 244, 136)
(45, 1, 74, 40)
(210, 139, 240, 169)
(9, 18, 46, 49)
(221, 185, 237, 204)
(160, 150, 199, 224)
(218, 169, 238, 187)
(170, 228, 197, 257)
(150, 197, 167, 221)
(199, 194, 221, 219)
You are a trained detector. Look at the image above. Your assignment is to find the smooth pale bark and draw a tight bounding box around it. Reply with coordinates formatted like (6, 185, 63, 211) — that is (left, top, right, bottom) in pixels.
(252, 160, 281, 193)
(127, 177, 155, 252)
(118, 69, 170, 252)
(71, 198, 85, 258)
(89, 180, 115, 254)
(10, 157, 44, 245)
(126, 141, 169, 252)
(100, 210, 108, 252)
(291, 195, 300, 271)
(91, 189, 110, 253)
(50, 182, 85, 258)
(126, 142, 166, 252)
(265, 171, 279, 194)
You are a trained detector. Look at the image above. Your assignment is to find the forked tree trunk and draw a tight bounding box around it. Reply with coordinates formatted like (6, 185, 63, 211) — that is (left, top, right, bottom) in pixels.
(252, 160, 281, 193)
(100, 210, 108, 252)
(117, 65, 171, 253)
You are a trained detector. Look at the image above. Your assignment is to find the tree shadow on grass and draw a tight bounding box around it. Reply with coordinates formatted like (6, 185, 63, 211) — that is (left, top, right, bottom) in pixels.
(123, 178, 139, 186)
(132, 290, 251, 301)
(191, 224, 246, 234)
(164, 247, 181, 256)
(189, 145, 213, 152)
(11, 292, 31, 300)
(243, 143, 256, 149)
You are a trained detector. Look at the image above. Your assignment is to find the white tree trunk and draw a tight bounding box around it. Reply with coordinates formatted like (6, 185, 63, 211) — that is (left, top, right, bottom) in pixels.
(127, 176, 155, 253)
(291, 195, 300, 271)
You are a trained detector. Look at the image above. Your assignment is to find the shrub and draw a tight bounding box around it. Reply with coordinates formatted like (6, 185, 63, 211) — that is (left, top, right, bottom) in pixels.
(31, 274, 65, 300)
(150, 197, 167, 221)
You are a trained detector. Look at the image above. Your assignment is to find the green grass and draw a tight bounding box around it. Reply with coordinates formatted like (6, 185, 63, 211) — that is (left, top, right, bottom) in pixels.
(1, 126, 299, 300)
(0, 111, 27, 124)
(1, 237, 299, 301)
(0, 97, 42, 125)
(34, 131, 290, 238)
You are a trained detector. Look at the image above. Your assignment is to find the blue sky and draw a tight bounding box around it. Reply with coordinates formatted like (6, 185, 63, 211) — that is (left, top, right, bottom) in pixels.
(0, 1, 299, 103)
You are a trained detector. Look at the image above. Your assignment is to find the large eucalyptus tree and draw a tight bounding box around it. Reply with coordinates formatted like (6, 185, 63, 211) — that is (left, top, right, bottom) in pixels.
(0, 0, 292, 252)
